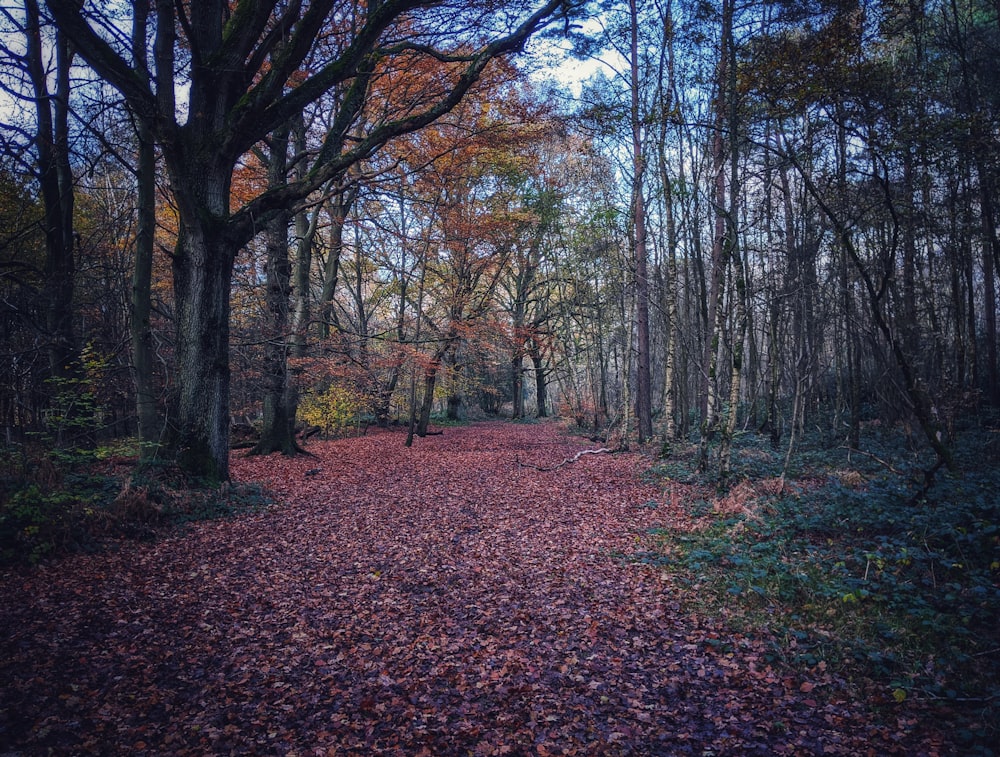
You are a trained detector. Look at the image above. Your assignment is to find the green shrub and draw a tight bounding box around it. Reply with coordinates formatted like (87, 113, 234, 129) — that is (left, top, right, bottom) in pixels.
(0, 476, 114, 564)
(639, 431, 999, 747)
(0, 448, 271, 566)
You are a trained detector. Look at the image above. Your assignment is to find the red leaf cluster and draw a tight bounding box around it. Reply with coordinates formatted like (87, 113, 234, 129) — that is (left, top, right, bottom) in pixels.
(0, 423, 952, 755)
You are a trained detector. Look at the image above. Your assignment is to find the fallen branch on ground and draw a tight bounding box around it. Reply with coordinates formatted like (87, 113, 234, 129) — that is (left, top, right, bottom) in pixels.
(840, 445, 903, 475)
(516, 447, 614, 471)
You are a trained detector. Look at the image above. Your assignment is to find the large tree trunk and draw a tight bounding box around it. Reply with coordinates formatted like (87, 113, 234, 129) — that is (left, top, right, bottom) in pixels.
(155, 1, 238, 480)
(447, 391, 462, 421)
(130, 0, 159, 458)
(529, 342, 548, 417)
(511, 352, 524, 418)
(170, 211, 236, 480)
(417, 362, 439, 437)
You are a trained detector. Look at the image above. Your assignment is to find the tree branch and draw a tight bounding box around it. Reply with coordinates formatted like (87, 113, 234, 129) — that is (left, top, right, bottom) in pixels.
(515, 447, 614, 471)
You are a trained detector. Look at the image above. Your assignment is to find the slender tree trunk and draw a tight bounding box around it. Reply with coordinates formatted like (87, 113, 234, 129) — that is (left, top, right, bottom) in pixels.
(697, 0, 733, 471)
(629, 0, 653, 442)
(405, 244, 429, 447)
(417, 334, 456, 437)
(719, 309, 745, 480)
(620, 258, 633, 450)
(654, 0, 678, 448)
(760, 126, 781, 447)
(981, 196, 999, 404)
(132, 120, 159, 455)
(26, 0, 77, 389)
(901, 148, 920, 359)
(767, 296, 781, 448)
(778, 153, 812, 443)
(417, 362, 439, 437)
(657, 140, 679, 444)
(834, 108, 861, 448)
(511, 287, 526, 418)
(319, 188, 356, 340)
(285, 126, 327, 438)
(253, 126, 301, 456)
(290, 116, 322, 362)
(591, 261, 610, 425)
(947, 188, 967, 389)
(374, 281, 408, 427)
(962, 168, 980, 392)
(129, 0, 159, 457)
(717, 5, 742, 480)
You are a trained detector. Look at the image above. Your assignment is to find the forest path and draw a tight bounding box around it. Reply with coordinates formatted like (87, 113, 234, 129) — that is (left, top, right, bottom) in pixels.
(1, 421, 950, 755)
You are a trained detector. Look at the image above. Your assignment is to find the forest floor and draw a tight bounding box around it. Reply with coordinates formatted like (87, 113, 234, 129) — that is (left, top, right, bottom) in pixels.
(0, 420, 974, 755)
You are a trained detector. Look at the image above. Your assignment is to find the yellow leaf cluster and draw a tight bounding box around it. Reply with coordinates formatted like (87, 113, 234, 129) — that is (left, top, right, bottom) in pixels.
(297, 385, 369, 437)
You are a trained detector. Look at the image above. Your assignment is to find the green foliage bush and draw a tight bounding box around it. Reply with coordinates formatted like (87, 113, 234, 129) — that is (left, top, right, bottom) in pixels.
(641, 430, 999, 749)
(1, 485, 70, 564)
(0, 444, 270, 566)
(0, 472, 118, 565)
(40, 342, 115, 446)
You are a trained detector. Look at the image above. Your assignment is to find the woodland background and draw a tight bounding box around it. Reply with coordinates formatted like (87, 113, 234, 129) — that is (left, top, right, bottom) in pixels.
(1, 0, 999, 474)
(0, 0, 999, 748)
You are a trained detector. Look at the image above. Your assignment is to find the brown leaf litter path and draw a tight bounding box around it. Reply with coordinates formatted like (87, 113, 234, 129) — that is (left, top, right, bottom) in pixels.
(1, 421, 953, 755)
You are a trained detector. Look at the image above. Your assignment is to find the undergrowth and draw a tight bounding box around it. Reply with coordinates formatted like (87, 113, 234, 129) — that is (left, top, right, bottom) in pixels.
(428, 412, 472, 427)
(0, 441, 271, 567)
(640, 427, 1000, 753)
